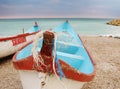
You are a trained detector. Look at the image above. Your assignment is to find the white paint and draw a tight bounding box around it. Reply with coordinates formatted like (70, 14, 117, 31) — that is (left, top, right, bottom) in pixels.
(19, 70, 85, 89)
(0, 34, 35, 58)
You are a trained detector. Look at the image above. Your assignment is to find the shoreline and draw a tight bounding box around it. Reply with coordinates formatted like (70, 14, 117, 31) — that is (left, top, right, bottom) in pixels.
(0, 36, 120, 89)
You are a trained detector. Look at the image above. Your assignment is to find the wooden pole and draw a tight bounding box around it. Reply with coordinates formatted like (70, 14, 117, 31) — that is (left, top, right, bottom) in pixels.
(22, 28, 24, 34)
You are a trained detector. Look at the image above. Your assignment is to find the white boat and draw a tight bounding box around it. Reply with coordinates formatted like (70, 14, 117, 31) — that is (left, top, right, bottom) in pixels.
(0, 22, 40, 58)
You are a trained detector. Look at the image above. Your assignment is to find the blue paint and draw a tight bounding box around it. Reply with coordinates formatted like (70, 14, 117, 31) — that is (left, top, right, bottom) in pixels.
(53, 21, 82, 44)
(17, 38, 43, 60)
(25, 25, 40, 33)
(17, 43, 33, 59)
(55, 55, 66, 79)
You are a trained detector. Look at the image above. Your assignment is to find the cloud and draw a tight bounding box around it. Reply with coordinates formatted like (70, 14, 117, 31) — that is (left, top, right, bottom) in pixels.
(0, 0, 120, 18)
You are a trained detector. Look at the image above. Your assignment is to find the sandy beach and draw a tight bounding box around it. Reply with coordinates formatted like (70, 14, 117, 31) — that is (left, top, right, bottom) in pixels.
(0, 36, 120, 89)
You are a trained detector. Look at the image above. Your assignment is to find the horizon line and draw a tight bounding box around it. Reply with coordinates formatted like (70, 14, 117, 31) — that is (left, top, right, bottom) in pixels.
(0, 17, 115, 19)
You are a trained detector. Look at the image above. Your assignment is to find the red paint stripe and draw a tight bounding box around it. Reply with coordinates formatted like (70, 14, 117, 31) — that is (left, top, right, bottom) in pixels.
(0, 32, 38, 42)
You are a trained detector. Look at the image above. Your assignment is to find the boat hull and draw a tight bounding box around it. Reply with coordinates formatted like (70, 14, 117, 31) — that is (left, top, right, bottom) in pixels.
(0, 32, 37, 58)
(19, 70, 85, 89)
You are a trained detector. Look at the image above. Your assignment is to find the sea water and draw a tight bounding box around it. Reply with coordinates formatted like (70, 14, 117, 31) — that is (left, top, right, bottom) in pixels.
(0, 18, 120, 37)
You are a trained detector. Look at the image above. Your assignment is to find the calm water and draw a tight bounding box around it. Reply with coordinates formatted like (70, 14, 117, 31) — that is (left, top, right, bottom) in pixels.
(0, 18, 120, 36)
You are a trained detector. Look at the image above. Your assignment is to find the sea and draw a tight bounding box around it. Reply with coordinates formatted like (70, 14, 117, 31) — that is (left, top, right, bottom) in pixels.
(0, 18, 120, 37)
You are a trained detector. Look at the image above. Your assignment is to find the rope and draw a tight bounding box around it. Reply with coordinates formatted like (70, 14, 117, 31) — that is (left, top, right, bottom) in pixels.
(52, 33, 68, 89)
(32, 30, 47, 70)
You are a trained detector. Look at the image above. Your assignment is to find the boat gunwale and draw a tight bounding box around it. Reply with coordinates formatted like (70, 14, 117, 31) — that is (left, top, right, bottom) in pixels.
(0, 31, 39, 42)
(78, 35, 96, 78)
(12, 41, 33, 61)
(12, 41, 34, 70)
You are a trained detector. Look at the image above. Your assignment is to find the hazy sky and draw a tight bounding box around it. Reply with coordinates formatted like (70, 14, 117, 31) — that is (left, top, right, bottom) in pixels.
(0, 0, 120, 18)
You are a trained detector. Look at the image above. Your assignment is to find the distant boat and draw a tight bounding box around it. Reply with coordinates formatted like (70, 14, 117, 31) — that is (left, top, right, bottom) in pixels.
(13, 21, 96, 89)
(0, 22, 40, 58)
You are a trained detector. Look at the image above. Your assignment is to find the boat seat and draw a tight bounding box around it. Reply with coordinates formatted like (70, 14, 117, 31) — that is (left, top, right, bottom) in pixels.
(56, 51, 84, 70)
(56, 41, 84, 54)
(56, 41, 83, 48)
(56, 51, 84, 61)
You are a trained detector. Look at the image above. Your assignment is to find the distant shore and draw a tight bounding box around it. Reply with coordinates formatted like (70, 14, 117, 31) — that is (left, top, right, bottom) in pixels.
(0, 36, 120, 89)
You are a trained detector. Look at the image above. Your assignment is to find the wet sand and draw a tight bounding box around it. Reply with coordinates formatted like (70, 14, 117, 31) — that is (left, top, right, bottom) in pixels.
(0, 36, 120, 89)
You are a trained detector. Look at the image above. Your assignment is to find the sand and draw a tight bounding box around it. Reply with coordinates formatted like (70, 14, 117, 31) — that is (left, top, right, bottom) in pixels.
(0, 36, 120, 89)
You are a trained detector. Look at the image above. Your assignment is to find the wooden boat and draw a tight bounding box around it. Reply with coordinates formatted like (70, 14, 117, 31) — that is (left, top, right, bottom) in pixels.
(13, 21, 96, 89)
(0, 22, 40, 58)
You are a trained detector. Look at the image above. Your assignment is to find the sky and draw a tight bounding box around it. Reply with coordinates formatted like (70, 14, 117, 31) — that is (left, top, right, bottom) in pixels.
(0, 0, 120, 18)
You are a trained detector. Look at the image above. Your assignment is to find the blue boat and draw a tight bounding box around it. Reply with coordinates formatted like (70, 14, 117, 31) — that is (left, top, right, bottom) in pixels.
(13, 21, 96, 88)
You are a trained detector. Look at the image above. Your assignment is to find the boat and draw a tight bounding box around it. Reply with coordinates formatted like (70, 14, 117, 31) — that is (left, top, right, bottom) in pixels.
(0, 22, 40, 58)
(13, 21, 96, 89)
